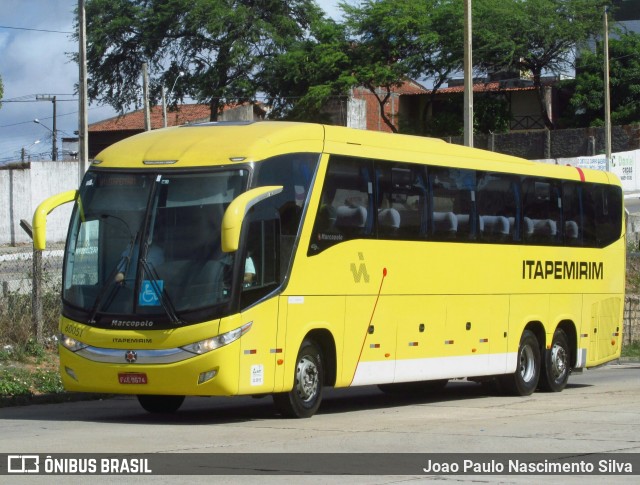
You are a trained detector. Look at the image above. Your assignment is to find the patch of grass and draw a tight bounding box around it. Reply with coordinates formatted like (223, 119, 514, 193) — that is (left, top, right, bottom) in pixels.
(621, 340, 640, 359)
(32, 368, 65, 394)
(0, 343, 63, 404)
(0, 368, 32, 396)
(0, 291, 60, 346)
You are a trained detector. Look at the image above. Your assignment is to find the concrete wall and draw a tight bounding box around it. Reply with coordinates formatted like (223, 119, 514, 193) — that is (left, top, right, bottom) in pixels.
(0, 161, 79, 246)
(347, 97, 367, 130)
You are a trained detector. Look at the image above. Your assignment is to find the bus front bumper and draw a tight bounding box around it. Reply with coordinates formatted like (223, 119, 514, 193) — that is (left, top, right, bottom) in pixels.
(58, 343, 241, 396)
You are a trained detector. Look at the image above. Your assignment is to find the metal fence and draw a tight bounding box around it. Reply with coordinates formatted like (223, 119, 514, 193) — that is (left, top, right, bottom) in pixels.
(0, 245, 64, 345)
(624, 295, 640, 345)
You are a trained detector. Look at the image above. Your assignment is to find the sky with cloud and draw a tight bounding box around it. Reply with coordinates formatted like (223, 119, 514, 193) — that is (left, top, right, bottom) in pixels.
(0, 0, 342, 164)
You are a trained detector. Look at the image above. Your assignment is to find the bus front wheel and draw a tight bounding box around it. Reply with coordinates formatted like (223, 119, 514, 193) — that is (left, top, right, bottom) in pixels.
(539, 328, 570, 392)
(137, 394, 185, 413)
(500, 330, 540, 396)
(273, 339, 324, 418)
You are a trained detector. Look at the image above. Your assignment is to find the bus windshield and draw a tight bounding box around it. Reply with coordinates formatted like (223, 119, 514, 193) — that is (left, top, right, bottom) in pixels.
(63, 169, 248, 327)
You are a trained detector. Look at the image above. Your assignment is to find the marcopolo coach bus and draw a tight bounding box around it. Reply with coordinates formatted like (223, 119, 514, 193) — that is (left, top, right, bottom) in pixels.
(33, 121, 624, 417)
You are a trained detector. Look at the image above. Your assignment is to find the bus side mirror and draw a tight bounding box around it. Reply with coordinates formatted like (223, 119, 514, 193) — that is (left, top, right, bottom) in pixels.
(221, 186, 283, 253)
(32, 190, 78, 250)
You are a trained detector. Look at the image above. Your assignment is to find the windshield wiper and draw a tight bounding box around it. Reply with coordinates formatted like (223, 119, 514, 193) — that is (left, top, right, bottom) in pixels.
(87, 234, 137, 324)
(87, 214, 138, 324)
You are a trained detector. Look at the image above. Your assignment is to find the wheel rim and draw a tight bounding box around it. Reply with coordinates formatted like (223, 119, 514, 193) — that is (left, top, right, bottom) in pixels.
(519, 344, 536, 383)
(295, 355, 319, 403)
(549, 343, 568, 382)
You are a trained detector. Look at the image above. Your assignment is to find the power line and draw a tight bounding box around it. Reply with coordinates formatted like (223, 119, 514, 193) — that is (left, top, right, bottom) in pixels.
(1, 99, 78, 104)
(0, 25, 73, 35)
(1, 94, 75, 102)
(0, 109, 78, 129)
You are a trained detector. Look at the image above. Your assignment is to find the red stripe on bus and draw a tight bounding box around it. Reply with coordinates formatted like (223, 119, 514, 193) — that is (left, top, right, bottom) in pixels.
(575, 166, 585, 182)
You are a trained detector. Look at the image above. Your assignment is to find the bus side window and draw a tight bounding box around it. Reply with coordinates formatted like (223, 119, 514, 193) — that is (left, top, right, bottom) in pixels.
(240, 217, 280, 309)
(308, 157, 374, 255)
(376, 163, 428, 240)
(476, 172, 518, 243)
(585, 184, 623, 248)
(562, 182, 582, 246)
(429, 167, 476, 241)
(253, 152, 320, 272)
(522, 178, 562, 245)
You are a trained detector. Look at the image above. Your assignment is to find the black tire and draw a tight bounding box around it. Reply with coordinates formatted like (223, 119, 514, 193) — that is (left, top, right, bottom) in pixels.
(273, 340, 323, 418)
(500, 329, 541, 396)
(539, 328, 571, 392)
(378, 379, 448, 395)
(137, 394, 185, 414)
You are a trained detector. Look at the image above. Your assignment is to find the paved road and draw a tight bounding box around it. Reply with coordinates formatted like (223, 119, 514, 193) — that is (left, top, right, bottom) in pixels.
(1, 363, 639, 483)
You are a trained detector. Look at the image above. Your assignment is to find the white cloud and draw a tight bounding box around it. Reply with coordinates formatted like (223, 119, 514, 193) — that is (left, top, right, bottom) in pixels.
(0, 1, 81, 162)
(1, 0, 345, 163)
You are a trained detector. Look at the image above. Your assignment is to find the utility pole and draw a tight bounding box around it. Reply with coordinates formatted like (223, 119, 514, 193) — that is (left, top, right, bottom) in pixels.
(162, 86, 167, 128)
(35, 95, 57, 160)
(603, 6, 612, 170)
(142, 62, 151, 131)
(78, 0, 89, 181)
(463, 0, 473, 147)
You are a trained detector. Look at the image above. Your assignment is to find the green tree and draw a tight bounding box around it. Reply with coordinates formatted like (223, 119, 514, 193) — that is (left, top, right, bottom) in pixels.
(259, 15, 356, 122)
(417, 0, 465, 136)
(338, 0, 466, 134)
(474, 0, 606, 129)
(82, 0, 323, 120)
(341, 0, 443, 133)
(569, 30, 640, 127)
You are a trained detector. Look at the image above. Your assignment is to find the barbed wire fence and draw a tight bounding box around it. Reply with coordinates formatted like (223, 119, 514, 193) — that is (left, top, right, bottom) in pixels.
(0, 242, 63, 347)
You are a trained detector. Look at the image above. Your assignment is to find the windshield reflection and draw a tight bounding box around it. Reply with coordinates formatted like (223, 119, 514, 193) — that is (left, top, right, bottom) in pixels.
(63, 170, 248, 327)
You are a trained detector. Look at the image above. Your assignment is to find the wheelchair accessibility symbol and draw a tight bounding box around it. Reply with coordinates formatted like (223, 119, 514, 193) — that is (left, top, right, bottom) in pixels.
(139, 280, 164, 306)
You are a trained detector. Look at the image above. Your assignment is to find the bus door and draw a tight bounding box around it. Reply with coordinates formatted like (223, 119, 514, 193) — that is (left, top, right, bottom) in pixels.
(236, 217, 281, 395)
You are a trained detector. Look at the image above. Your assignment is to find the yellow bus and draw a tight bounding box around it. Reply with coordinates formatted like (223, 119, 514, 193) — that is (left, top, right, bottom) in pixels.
(34, 122, 625, 417)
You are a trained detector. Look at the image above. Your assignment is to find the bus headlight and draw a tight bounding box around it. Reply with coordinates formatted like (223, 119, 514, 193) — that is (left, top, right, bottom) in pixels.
(60, 333, 89, 352)
(181, 322, 252, 355)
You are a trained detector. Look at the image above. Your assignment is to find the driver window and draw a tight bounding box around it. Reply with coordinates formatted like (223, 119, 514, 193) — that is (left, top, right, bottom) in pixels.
(241, 218, 279, 308)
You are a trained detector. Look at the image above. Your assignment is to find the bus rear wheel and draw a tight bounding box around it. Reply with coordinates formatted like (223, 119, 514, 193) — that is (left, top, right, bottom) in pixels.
(539, 328, 570, 392)
(273, 339, 324, 418)
(137, 394, 185, 414)
(500, 329, 540, 396)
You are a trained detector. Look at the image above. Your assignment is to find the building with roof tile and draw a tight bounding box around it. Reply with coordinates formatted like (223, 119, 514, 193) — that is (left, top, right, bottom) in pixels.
(349, 79, 429, 133)
(409, 77, 559, 134)
(89, 103, 266, 158)
(87, 77, 559, 156)
(325, 77, 561, 136)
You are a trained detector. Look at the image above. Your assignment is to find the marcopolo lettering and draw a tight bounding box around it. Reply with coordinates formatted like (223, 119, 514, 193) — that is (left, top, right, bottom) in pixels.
(522, 260, 603, 280)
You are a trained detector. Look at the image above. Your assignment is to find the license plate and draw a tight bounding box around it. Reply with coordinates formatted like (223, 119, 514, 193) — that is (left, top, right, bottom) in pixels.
(118, 373, 148, 384)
